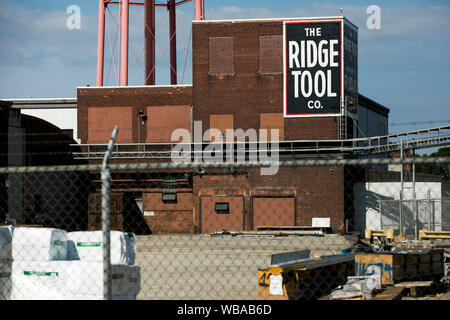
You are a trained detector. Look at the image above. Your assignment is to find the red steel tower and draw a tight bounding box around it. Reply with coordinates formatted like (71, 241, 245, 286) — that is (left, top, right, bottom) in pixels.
(96, 0, 205, 87)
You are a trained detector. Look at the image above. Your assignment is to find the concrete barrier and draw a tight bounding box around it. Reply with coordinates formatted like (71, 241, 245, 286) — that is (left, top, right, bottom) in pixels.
(135, 234, 353, 300)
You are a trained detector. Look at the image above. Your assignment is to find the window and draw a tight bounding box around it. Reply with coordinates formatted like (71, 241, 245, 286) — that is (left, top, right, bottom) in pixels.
(146, 105, 190, 143)
(88, 106, 132, 143)
(259, 35, 283, 74)
(210, 114, 234, 142)
(215, 202, 230, 214)
(162, 193, 177, 203)
(162, 178, 177, 203)
(209, 37, 234, 76)
(260, 113, 284, 141)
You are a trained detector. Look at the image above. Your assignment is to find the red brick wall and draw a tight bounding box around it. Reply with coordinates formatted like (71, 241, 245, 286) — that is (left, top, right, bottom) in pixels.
(143, 192, 193, 233)
(77, 86, 192, 144)
(192, 20, 339, 141)
(193, 165, 345, 233)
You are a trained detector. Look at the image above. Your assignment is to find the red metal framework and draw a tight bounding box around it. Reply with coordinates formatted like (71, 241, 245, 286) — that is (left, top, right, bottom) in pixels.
(96, 0, 205, 86)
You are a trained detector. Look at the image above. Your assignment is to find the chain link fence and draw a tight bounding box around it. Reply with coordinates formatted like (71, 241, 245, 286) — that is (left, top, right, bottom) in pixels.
(379, 198, 450, 237)
(1, 140, 449, 300)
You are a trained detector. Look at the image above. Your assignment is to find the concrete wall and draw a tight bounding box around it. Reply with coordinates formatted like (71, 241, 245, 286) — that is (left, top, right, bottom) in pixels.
(21, 109, 78, 142)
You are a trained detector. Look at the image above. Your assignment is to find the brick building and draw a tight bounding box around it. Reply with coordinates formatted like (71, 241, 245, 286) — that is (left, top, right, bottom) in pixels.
(77, 17, 389, 234)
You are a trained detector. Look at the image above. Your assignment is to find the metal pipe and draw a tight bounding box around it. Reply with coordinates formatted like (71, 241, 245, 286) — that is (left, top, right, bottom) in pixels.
(144, 0, 156, 85)
(102, 125, 118, 300)
(120, 0, 129, 86)
(118, 3, 121, 85)
(399, 138, 404, 234)
(96, 0, 106, 86)
(427, 189, 432, 231)
(413, 148, 418, 239)
(195, 0, 205, 20)
(168, 0, 177, 84)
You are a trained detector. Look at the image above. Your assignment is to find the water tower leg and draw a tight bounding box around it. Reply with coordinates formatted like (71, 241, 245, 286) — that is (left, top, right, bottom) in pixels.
(120, 0, 129, 86)
(168, 0, 177, 85)
(96, 0, 106, 86)
(145, 0, 155, 85)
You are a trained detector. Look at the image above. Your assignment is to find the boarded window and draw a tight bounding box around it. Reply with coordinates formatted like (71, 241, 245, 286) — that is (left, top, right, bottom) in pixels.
(210, 114, 234, 142)
(252, 197, 295, 230)
(209, 37, 234, 75)
(259, 35, 283, 73)
(260, 113, 284, 141)
(88, 106, 132, 144)
(146, 105, 190, 143)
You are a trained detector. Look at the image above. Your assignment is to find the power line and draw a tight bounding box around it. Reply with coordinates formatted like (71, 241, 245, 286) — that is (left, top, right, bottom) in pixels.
(390, 120, 450, 126)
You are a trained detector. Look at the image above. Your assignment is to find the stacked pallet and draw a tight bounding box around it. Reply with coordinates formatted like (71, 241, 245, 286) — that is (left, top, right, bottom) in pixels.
(0, 226, 140, 300)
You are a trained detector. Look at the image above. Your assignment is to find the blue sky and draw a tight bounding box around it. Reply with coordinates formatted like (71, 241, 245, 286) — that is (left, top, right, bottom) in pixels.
(0, 0, 449, 136)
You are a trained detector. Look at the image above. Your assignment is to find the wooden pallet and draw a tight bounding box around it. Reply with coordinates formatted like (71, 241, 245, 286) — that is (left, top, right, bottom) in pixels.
(372, 286, 405, 300)
(394, 281, 433, 297)
(419, 230, 450, 240)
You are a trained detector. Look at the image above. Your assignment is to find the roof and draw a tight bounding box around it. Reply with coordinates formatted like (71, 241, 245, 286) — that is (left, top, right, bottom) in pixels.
(194, 16, 358, 29)
(77, 84, 192, 90)
(358, 94, 390, 117)
(1, 98, 77, 109)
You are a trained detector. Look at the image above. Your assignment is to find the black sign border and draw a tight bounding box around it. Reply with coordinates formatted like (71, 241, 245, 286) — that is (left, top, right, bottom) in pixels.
(283, 19, 344, 118)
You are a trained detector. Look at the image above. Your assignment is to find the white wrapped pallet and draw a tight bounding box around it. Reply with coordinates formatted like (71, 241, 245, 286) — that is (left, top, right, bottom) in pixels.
(0, 226, 14, 261)
(117, 265, 141, 296)
(10, 261, 70, 300)
(0, 260, 12, 300)
(12, 227, 67, 261)
(10, 261, 140, 300)
(67, 231, 136, 265)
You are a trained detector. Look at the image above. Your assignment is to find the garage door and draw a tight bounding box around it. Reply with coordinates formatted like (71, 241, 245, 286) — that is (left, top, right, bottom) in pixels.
(252, 197, 295, 230)
(200, 196, 244, 234)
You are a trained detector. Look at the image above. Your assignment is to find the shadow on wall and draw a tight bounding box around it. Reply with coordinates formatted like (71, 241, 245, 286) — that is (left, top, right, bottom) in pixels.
(122, 192, 152, 235)
(356, 189, 423, 233)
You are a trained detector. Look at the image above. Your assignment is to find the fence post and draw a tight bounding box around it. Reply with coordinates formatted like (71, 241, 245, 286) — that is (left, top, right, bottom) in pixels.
(102, 126, 118, 300)
(412, 150, 418, 240)
(399, 139, 404, 234)
(427, 189, 432, 231)
(378, 199, 382, 230)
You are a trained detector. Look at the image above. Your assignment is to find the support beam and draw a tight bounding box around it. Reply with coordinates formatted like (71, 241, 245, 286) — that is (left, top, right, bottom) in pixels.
(168, 0, 177, 85)
(144, 0, 156, 85)
(120, 0, 130, 86)
(96, 0, 106, 86)
(194, 0, 205, 20)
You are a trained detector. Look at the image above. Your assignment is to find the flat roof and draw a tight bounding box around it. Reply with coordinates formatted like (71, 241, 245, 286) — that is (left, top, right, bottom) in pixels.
(2, 98, 77, 109)
(358, 94, 390, 116)
(194, 16, 358, 29)
(77, 84, 193, 90)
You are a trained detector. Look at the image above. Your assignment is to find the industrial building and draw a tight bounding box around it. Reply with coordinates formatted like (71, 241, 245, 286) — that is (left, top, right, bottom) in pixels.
(75, 16, 394, 235)
(0, 99, 87, 230)
(3, 5, 447, 236)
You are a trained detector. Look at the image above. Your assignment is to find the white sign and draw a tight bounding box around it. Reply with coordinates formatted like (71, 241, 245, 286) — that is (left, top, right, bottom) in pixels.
(269, 275, 284, 296)
(312, 217, 330, 228)
(144, 211, 155, 217)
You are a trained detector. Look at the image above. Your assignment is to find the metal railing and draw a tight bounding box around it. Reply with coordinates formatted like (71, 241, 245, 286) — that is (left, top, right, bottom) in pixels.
(70, 125, 450, 160)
